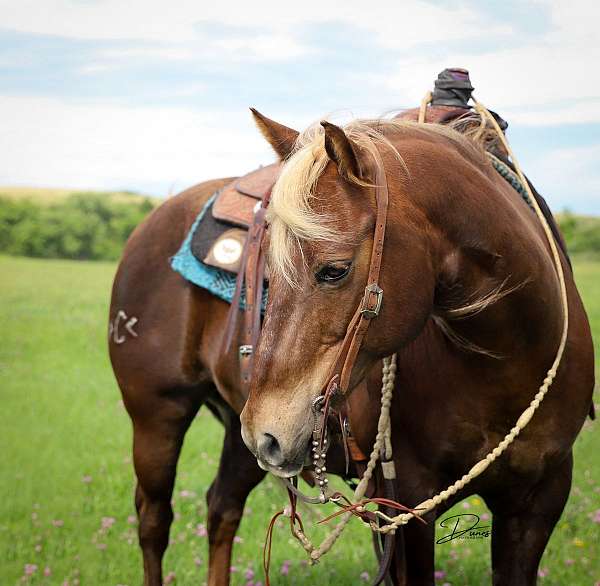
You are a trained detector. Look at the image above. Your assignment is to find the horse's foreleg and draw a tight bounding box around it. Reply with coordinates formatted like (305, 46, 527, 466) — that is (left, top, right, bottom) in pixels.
(131, 393, 201, 586)
(487, 452, 573, 586)
(206, 405, 266, 586)
(400, 514, 435, 586)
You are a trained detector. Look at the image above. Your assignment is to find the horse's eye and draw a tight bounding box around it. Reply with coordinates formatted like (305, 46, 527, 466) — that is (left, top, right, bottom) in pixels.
(315, 262, 352, 284)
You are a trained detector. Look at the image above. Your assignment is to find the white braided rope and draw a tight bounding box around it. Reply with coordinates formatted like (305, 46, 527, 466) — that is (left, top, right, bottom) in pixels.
(291, 355, 398, 560)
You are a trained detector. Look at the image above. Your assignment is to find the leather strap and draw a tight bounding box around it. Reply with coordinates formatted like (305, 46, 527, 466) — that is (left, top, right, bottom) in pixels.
(318, 147, 390, 399)
(240, 205, 269, 391)
(221, 185, 273, 395)
(371, 477, 398, 586)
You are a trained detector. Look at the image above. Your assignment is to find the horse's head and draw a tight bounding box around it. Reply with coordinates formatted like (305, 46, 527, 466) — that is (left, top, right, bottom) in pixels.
(241, 112, 439, 476)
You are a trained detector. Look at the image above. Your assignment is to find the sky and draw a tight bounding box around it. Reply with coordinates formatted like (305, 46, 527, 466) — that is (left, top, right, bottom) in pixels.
(1, 0, 599, 213)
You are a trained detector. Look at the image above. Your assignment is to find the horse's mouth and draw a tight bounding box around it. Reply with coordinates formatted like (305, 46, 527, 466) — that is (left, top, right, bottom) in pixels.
(256, 458, 305, 478)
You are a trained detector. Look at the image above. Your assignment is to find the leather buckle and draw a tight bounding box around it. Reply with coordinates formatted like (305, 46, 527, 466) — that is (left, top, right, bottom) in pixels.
(360, 283, 383, 319)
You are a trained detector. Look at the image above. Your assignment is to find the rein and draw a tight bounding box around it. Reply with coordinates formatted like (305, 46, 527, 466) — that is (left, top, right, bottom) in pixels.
(262, 97, 570, 581)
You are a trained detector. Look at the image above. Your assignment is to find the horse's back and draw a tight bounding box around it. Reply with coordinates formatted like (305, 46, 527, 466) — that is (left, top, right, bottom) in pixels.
(109, 178, 234, 400)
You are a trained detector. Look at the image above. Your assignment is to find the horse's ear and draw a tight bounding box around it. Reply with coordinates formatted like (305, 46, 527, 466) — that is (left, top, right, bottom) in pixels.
(320, 121, 363, 183)
(250, 108, 299, 160)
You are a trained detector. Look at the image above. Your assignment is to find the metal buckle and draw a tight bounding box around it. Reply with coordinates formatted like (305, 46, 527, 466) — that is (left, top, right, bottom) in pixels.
(360, 283, 383, 319)
(239, 344, 253, 357)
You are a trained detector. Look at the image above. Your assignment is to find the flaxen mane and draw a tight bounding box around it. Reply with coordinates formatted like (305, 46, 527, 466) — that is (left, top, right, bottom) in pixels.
(267, 118, 488, 286)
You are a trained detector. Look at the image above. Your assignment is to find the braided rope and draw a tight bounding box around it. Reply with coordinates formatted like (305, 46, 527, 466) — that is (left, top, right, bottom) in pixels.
(290, 355, 398, 560)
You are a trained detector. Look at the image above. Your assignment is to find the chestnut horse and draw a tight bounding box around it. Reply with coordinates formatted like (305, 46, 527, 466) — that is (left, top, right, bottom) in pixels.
(240, 113, 595, 585)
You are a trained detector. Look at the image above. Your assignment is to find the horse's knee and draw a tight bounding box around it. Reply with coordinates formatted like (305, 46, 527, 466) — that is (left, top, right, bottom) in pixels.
(207, 496, 243, 545)
(140, 501, 173, 542)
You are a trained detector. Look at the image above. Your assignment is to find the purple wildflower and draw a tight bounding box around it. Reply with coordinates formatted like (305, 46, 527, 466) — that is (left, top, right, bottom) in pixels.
(245, 568, 255, 580)
(280, 561, 290, 576)
(24, 564, 37, 576)
(195, 523, 207, 537)
(101, 517, 115, 530)
(164, 571, 176, 584)
(435, 570, 446, 580)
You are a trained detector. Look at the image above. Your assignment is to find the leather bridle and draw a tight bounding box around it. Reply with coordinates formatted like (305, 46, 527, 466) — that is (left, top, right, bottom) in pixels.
(317, 146, 390, 402)
(296, 147, 396, 586)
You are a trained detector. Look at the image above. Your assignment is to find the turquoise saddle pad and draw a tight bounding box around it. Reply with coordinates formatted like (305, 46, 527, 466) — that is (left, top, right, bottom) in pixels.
(170, 193, 268, 311)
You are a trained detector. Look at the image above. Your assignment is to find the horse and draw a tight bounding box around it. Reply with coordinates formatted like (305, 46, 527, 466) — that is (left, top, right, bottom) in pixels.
(240, 111, 595, 585)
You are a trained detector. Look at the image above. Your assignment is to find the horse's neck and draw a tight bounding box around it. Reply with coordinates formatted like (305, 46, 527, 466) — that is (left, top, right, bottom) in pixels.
(419, 166, 562, 362)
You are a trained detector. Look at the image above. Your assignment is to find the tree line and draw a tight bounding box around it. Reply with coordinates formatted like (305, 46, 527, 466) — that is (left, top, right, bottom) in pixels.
(0, 194, 599, 262)
(0, 193, 155, 261)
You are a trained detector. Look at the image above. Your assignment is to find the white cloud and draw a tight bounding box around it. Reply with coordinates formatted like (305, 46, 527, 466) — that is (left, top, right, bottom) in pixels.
(0, 95, 598, 212)
(1, 0, 599, 212)
(527, 144, 600, 212)
(503, 100, 600, 127)
(0, 95, 286, 194)
(0, 0, 511, 47)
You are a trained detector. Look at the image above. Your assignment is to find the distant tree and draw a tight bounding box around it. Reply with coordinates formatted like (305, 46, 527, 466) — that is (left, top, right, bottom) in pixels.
(0, 193, 157, 260)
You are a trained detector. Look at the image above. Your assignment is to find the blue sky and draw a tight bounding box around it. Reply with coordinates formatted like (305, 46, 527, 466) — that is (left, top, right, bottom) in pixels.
(1, 0, 599, 212)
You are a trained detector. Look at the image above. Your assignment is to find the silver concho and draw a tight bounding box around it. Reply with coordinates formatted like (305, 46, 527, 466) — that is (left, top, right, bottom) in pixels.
(212, 237, 243, 266)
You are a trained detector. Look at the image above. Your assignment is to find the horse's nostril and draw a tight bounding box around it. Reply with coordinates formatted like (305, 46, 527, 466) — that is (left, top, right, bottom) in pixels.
(258, 432, 284, 467)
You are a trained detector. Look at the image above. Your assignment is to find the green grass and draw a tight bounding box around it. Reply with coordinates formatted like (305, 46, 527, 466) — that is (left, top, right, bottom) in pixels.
(0, 255, 598, 585)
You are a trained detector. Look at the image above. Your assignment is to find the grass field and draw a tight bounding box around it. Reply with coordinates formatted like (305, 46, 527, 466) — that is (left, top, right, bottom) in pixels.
(1, 255, 598, 585)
